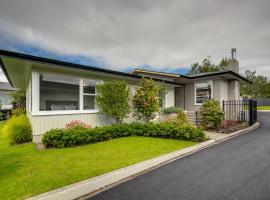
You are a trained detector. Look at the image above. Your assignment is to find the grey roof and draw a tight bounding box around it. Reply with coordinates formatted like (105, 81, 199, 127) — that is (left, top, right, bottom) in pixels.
(0, 82, 16, 91)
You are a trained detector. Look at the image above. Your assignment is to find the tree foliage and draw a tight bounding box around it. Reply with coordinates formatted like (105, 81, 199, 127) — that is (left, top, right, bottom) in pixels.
(157, 82, 168, 108)
(11, 89, 26, 110)
(96, 80, 131, 124)
(188, 57, 229, 75)
(240, 70, 270, 98)
(133, 78, 160, 122)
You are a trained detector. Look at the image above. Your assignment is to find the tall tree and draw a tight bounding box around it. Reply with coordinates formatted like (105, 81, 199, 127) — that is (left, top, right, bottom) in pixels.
(133, 78, 160, 122)
(240, 70, 270, 98)
(96, 80, 131, 124)
(187, 57, 229, 75)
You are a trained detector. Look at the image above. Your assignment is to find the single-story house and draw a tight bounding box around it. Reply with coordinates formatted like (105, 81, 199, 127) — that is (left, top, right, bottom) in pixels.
(0, 81, 15, 110)
(0, 49, 250, 143)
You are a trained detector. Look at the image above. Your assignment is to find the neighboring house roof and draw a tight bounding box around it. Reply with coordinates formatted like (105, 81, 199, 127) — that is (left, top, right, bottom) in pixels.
(0, 49, 183, 87)
(0, 81, 16, 91)
(130, 69, 180, 78)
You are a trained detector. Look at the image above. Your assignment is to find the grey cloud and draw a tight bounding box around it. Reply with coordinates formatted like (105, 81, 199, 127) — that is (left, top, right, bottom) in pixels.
(0, 0, 270, 77)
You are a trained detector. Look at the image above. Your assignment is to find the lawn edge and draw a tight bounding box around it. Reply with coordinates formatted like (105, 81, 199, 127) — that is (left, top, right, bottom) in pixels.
(27, 122, 260, 200)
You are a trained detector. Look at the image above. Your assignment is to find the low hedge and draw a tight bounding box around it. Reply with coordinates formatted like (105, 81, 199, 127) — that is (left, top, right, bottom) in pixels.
(3, 114, 32, 144)
(162, 106, 182, 114)
(43, 122, 205, 148)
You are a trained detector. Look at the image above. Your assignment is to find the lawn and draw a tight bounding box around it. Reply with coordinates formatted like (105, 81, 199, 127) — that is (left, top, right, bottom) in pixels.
(257, 106, 270, 110)
(0, 122, 196, 200)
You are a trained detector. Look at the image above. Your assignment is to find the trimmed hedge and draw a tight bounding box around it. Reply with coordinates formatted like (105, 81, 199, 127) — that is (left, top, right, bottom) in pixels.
(3, 114, 32, 144)
(162, 106, 182, 114)
(42, 122, 205, 148)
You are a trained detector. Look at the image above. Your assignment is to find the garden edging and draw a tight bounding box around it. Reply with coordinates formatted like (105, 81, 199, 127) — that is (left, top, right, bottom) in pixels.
(27, 122, 260, 200)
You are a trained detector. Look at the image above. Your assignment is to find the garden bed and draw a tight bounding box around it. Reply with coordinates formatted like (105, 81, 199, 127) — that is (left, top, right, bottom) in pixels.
(206, 121, 250, 134)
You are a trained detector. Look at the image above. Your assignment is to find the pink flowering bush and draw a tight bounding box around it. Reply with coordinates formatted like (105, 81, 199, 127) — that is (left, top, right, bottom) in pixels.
(65, 120, 92, 129)
(219, 120, 238, 129)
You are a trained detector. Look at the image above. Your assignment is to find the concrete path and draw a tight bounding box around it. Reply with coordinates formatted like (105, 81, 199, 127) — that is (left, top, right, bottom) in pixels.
(90, 112, 268, 200)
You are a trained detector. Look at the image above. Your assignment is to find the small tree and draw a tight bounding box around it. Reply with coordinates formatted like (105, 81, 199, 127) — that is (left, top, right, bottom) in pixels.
(96, 80, 131, 124)
(133, 78, 160, 122)
(199, 99, 224, 129)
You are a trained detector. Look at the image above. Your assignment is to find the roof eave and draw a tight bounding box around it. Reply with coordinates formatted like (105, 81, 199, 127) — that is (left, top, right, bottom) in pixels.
(0, 49, 184, 87)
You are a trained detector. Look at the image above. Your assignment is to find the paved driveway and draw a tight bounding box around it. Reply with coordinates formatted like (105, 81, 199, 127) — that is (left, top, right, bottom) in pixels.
(90, 112, 270, 200)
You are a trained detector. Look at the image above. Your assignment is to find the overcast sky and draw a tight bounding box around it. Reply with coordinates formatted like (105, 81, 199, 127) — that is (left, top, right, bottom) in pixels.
(0, 0, 270, 82)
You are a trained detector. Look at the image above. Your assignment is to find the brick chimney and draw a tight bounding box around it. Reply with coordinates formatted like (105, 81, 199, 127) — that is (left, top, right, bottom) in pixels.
(227, 48, 239, 73)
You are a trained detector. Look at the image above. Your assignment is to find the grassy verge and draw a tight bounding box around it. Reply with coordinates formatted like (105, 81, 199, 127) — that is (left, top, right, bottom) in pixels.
(0, 121, 196, 200)
(257, 106, 270, 110)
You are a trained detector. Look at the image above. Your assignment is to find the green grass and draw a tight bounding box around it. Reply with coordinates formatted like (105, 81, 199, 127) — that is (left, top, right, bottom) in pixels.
(0, 122, 196, 200)
(257, 106, 270, 110)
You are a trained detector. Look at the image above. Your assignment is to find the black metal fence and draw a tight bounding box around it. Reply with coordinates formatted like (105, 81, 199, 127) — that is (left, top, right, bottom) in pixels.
(195, 100, 258, 126)
(222, 100, 257, 125)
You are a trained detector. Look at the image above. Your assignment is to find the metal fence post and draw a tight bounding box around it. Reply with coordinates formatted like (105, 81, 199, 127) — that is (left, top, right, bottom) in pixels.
(249, 100, 253, 126)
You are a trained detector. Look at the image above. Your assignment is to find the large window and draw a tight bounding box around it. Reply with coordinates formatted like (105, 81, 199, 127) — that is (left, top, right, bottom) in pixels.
(195, 81, 212, 105)
(40, 73, 80, 111)
(83, 80, 99, 110)
(38, 73, 100, 113)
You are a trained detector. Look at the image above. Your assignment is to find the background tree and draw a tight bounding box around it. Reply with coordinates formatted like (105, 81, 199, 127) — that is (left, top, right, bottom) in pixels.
(133, 78, 160, 122)
(11, 89, 26, 110)
(188, 57, 229, 75)
(96, 80, 131, 124)
(157, 82, 168, 108)
(240, 70, 270, 98)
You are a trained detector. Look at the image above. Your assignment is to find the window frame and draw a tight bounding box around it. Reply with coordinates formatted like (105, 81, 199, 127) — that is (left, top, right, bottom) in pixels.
(194, 80, 213, 106)
(32, 72, 100, 116)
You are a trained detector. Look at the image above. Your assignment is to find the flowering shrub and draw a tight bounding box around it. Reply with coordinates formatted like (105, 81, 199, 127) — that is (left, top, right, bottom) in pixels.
(43, 122, 206, 148)
(219, 120, 238, 129)
(65, 120, 91, 129)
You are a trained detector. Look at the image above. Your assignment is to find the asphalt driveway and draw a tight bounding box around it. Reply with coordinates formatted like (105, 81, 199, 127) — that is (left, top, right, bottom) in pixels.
(90, 112, 270, 200)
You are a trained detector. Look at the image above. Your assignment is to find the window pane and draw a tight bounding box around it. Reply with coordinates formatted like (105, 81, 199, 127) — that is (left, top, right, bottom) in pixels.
(83, 95, 96, 110)
(83, 80, 99, 94)
(196, 82, 211, 104)
(39, 73, 80, 111)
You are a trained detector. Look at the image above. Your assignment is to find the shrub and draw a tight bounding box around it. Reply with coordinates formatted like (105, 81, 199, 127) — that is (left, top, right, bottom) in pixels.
(199, 99, 224, 129)
(65, 120, 91, 129)
(42, 126, 90, 148)
(219, 120, 238, 129)
(176, 110, 188, 124)
(11, 89, 26, 110)
(162, 106, 182, 114)
(3, 114, 32, 144)
(42, 122, 205, 148)
(12, 108, 26, 117)
(96, 80, 131, 124)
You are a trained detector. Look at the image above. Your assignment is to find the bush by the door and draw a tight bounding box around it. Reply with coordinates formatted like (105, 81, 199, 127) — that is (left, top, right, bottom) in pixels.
(199, 99, 224, 129)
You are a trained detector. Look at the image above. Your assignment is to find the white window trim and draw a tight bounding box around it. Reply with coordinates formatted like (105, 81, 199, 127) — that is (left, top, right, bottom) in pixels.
(194, 80, 213, 106)
(32, 72, 100, 116)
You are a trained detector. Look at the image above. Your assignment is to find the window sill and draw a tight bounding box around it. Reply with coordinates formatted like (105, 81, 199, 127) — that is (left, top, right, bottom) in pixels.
(32, 109, 99, 116)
